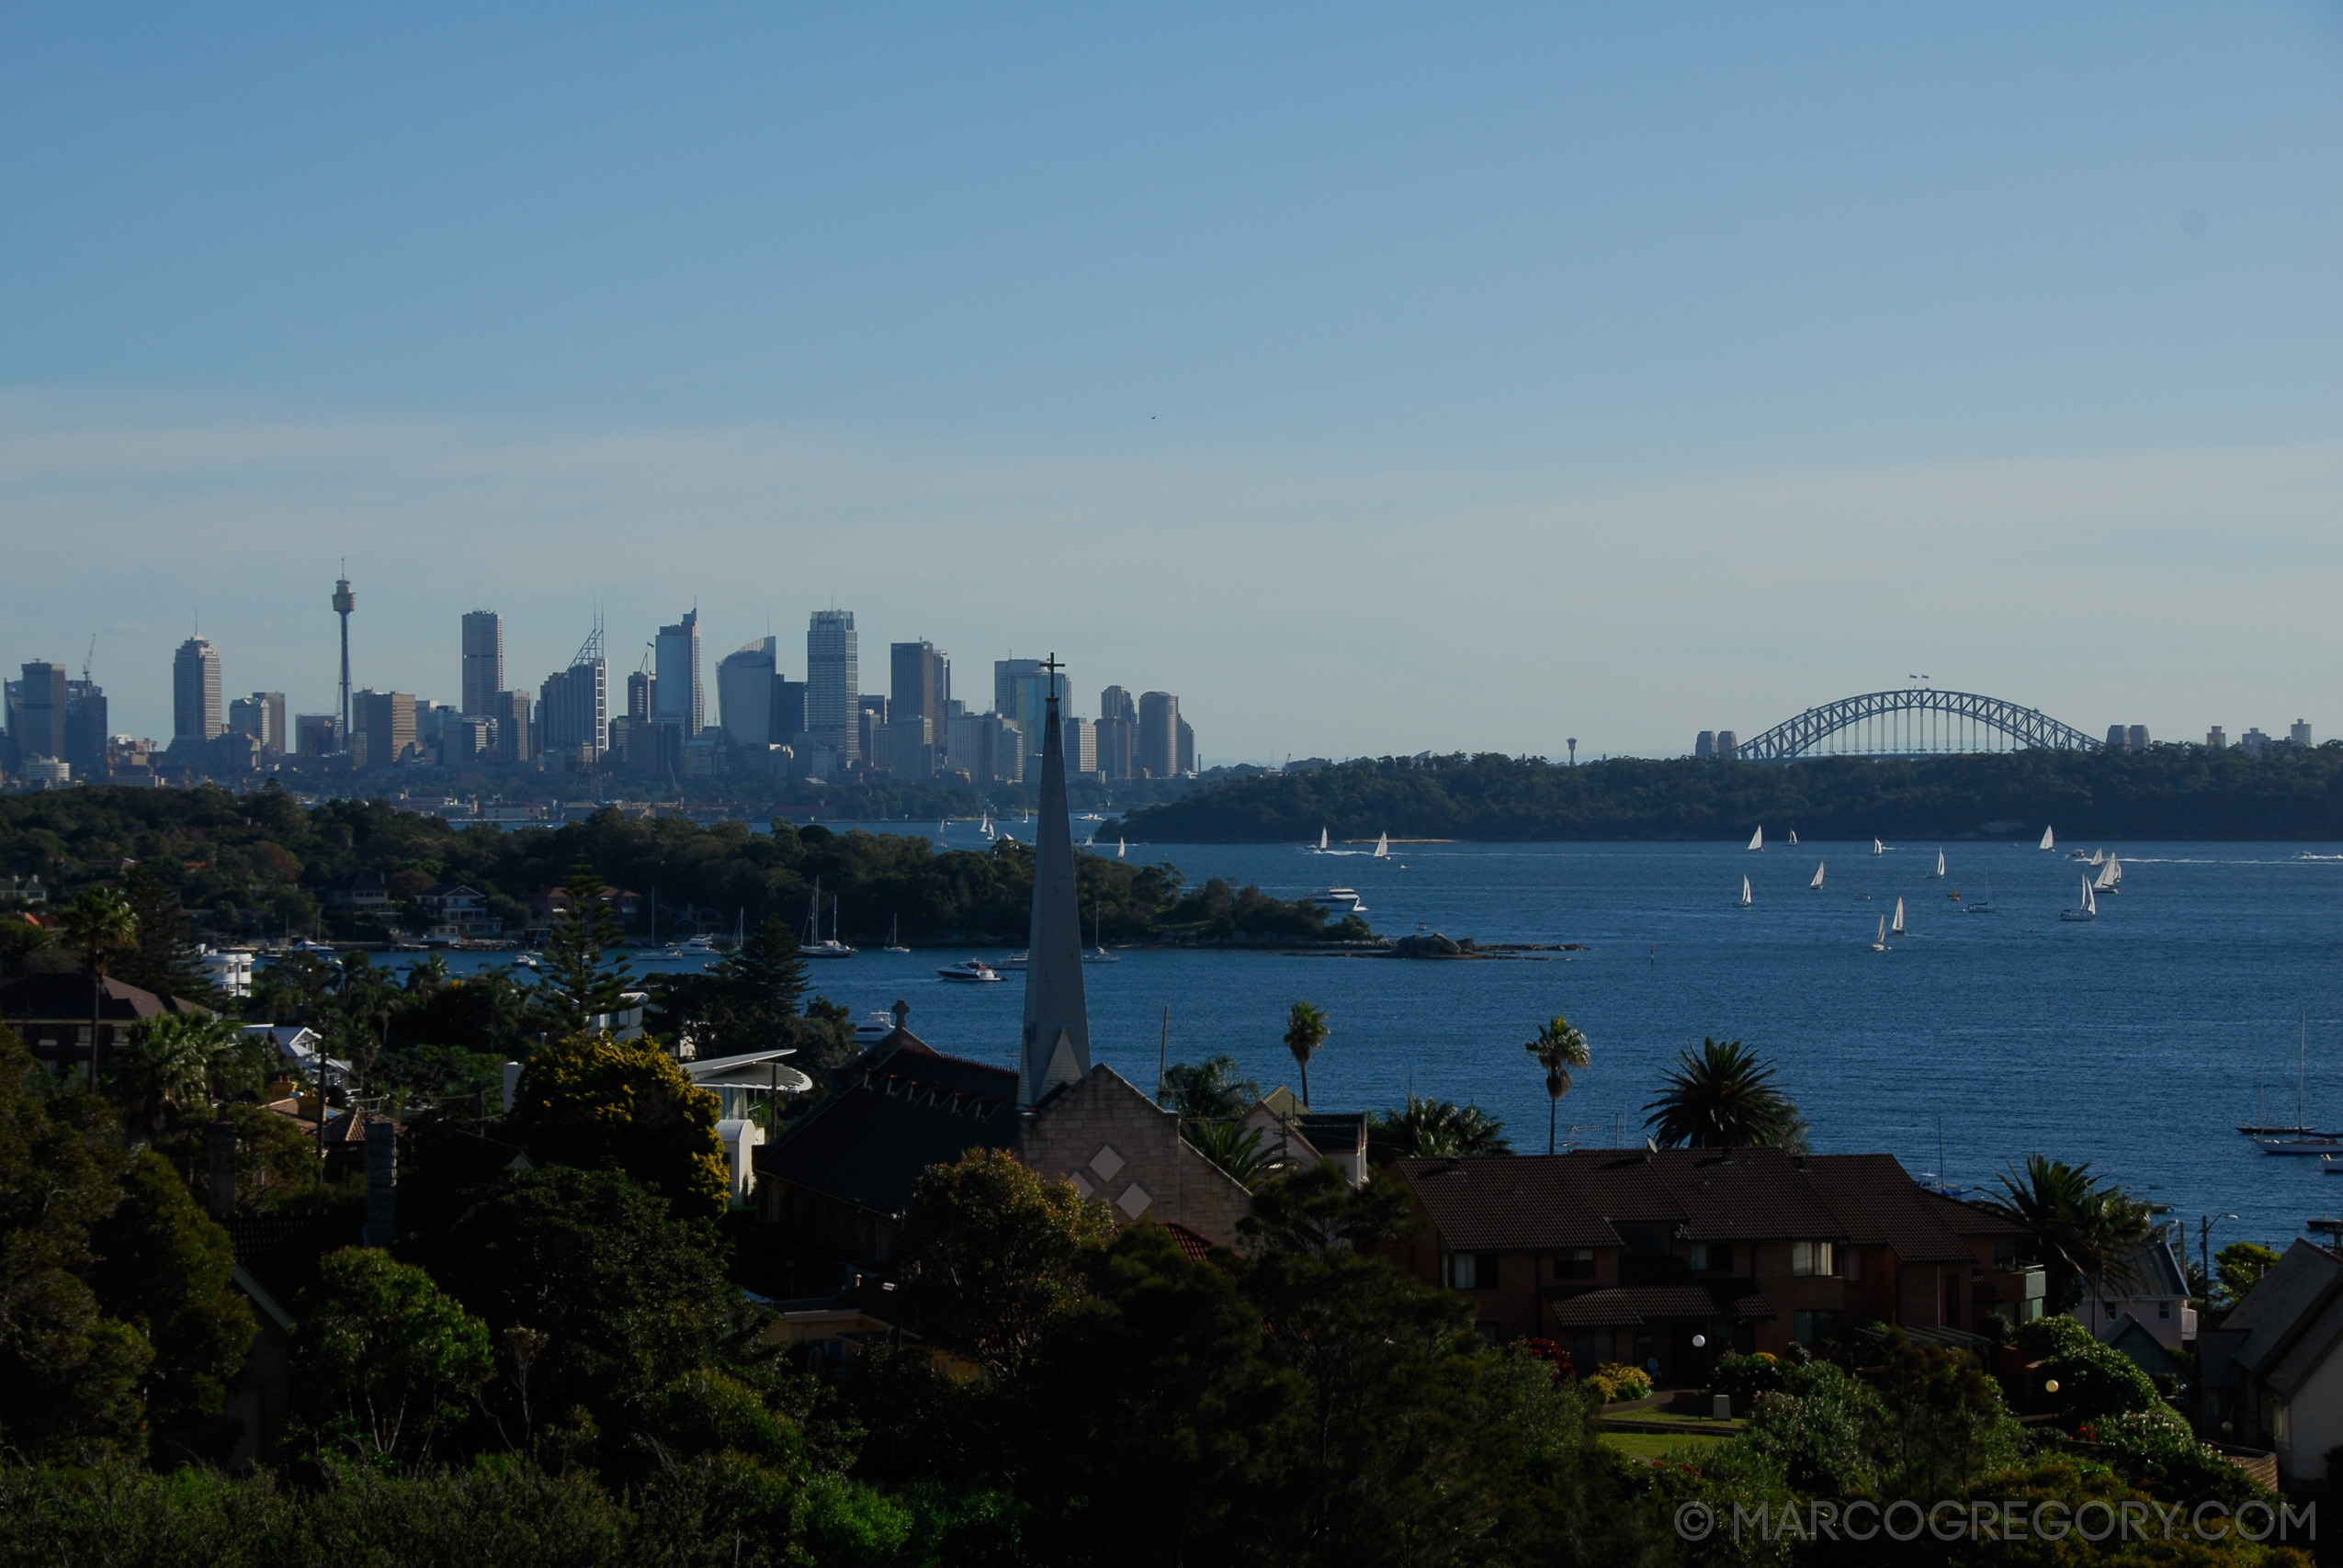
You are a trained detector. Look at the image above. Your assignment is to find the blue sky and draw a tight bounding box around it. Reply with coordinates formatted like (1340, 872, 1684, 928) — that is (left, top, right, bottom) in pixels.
(4, 6, 2338, 758)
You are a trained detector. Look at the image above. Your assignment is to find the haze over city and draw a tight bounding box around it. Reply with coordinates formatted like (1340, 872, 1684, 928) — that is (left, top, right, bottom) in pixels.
(3, 6, 2337, 756)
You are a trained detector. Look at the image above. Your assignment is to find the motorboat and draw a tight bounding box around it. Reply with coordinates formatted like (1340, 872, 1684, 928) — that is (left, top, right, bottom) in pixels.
(1305, 887, 1369, 916)
(853, 1010, 900, 1044)
(1000, 952, 1028, 969)
(936, 958, 1003, 983)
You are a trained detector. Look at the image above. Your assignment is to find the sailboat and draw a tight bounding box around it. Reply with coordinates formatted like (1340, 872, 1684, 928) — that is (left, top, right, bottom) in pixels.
(1116, 837, 1126, 859)
(2089, 848, 2105, 866)
(2257, 1011, 2340, 1153)
(1891, 897, 1906, 937)
(2039, 826, 2056, 852)
(1789, 830, 1798, 845)
(1809, 862, 1826, 890)
(2096, 854, 2122, 895)
(1934, 850, 1947, 878)
(1307, 827, 1330, 853)
(1737, 875, 1752, 908)
(1084, 904, 1119, 964)
(1373, 831, 1390, 860)
(801, 881, 857, 958)
(884, 915, 911, 953)
(2059, 876, 2097, 922)
(1748, 827, 1764, 852)
(1871, 916, 1889, 952)
(1872, 839, 1885, 856)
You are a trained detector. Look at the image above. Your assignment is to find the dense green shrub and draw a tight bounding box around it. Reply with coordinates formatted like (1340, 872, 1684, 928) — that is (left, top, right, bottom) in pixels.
(2011, 1315, 2165, 1428)
(1704, 1350, 1790, 1410)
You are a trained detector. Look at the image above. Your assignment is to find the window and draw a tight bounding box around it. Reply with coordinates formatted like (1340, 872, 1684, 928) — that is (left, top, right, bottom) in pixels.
(1446, 1252, 1500, 1291)
(2158, 1301, 2171, 1320)
(1555, 1248, 1596, 1280)
(1690, 1242, 1730, 1273)
(1841, 1248, 1864, 1281)
(1791, 1241, 1836, 1278)
(1793, 1310, 1844, 1347)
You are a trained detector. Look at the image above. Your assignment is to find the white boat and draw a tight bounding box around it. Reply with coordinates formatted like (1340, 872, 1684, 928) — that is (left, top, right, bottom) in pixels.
(884, 915, 911, 953)
(2040, 826, 2055, 852)
(1871, 916, 1888, 952)
(800, 881, 856, 958)
(2096, 854, 2122, 895)
(852, 1010, 900, 1044)
(1307, 887, 1369, 916)
(2261, 1134, 2343, 1156)
(999, 952, 1028, 970)
(2319, 1155, 2343, 1175)
(2059, 877, 2097, 921)
(678, 933, 719, 953)
(1738, 875, 1752, 908)
(1748, 827, 1764, 852)
(1872, 839, 1885, 856)
(1891, 897, 1906, 937)
(1086, 905, 1119, 964)
(1373, 831, 1389, 860)
(1788, 830, 1798, 845)
(1934, 850, 1946, 878)
(935, 958, 1003, 983)
(1307, 827, 1330, 853)
(1809, 862, 1825, 890)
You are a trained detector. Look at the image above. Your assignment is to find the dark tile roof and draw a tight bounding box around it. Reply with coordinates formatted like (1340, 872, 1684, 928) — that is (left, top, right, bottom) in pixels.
(2231, 1240, 2343, 1380)
(1294, 1111, 1366, 1155)
(1544, 1284, 1768, 1327)
(0, 973, 206, 1021)
(755, 1032, 1018, 1221)
(1394, 1147, 2001, 1264)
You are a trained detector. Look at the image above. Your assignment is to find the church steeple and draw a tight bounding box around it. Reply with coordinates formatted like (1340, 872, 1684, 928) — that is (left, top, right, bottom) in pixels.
(1018, 655, 1091, 1108)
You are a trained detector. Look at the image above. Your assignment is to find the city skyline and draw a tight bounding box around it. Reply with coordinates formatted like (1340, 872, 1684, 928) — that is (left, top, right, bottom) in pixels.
(2, 8, 2337, 756)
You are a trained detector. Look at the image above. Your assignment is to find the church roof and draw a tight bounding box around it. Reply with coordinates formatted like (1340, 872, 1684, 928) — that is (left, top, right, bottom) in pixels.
(756, 1031, 1019, 1221)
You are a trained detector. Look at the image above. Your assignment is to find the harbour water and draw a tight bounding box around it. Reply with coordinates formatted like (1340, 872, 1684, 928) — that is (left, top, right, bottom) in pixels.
(411, 829, 2343, 1258)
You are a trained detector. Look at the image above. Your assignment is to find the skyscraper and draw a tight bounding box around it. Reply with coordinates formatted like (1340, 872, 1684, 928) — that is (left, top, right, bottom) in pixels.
(492, 691, 533, 763)
(9, 663, 69, 766)
(1176, 716, 1194, 775)
(889, 640, 949, 777)
(1096, 685, 1137, 780)
(717, 637, 778, 750)
(229, 693, 288, 752)
(1137, 691, 1179, 779)
(655, 609, 704, 736)
(461, 611, 504, 716)
(808, 610, 859, 765)
(353, 690, 419, 769)
(539, 621, 609, 764)
(174, 638, 224, 743)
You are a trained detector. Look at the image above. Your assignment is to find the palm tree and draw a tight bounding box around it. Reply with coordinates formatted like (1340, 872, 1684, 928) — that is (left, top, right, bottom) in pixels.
(58, 888, 137, 1088)
(1644, 1037, 1805, 1150)
(1284, 1001, 1329, 1109)
(1159, 1055, 1263, 1122)
(1183, 1119, 1291, 1189)
(114, 1012, 253, 1132)
(1524, 1014, 1591, 1154)
(1978, 1154, 2149, 1318)
(1368, 1094, 1513, 1160)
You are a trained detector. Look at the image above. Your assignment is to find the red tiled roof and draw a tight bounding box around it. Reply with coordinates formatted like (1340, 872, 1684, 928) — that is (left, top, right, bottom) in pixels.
(1161, 1222, 1217, 1265)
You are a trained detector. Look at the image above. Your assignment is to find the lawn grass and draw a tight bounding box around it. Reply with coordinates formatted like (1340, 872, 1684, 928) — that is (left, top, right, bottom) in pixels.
(1605, 1409, 1746, 1432)
(1599, 1429, 1730, 1461)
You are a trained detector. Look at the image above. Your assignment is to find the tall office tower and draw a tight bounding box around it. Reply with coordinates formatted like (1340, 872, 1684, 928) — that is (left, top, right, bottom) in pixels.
(332, 573, 356, 747)
(1099, 684, 1137, 726)
(717, 637, 778, 750)
(771, 679, 809, 745)
(655, 609, 704, 736)
(889, 640, 948, 777)
(294, 715, 341, 757)
(62, 680, 108, 780)
(2292, 720, 2315, 746)
(994, 658, 1070, 751)
(174, 637, 224, 742)
(10, 663, 69, 766)
(808, 610, 859, 765)
(493, 691, 533, 763)
(461, 611, 504, 716)
(627, 669, 655, 724)
(1093, 716, 1135, 780)
(352, 690, 419, 769)
(229, 696, 267, 746)
(1138, 691, 1179, 779)
(538, 621, 610, 764)
(945, 711, 1024, 784)
(1176, 716, 1194, 775)
(1063, 716, 1097, 775)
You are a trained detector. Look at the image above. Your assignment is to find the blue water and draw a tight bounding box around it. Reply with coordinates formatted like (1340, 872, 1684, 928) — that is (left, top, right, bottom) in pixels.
(403, 830, 2343, 1261)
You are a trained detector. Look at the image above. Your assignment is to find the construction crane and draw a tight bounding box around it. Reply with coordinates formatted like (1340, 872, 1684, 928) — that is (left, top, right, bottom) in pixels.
(83, 635, 96, 683)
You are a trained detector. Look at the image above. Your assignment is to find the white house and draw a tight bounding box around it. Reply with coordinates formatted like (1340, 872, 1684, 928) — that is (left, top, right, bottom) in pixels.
(2079, 1224, 2197, 1353)
(200, 947, 256, 998)
(2198, 1238, 2343, 1485)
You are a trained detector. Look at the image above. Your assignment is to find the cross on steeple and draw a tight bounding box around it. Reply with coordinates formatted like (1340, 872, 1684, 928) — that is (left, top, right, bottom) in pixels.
(1041, 652, 1061, 704)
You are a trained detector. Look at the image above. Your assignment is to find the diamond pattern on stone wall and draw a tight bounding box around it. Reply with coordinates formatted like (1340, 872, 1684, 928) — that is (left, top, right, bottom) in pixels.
(1069, 1170, 1095, 1199)
(1115, 1182, 1152, 1219)
(1088, 1145, 1126, 1181)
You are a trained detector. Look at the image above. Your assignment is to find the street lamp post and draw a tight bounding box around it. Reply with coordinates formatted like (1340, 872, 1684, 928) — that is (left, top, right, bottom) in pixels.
(2202, 1212, 2242, 1303)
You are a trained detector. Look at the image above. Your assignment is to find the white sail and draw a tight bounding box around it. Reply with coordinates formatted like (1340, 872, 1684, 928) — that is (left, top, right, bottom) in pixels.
(1319, 827, 1329, 851)
(2083, 878, 2097, 916)
(1873, 838, 1885, 856)
(1116, 837, 1126, 859)
(1935, 850, 1946, 877)
(2094, 859, 2117, 892)
(1739, 875, 1752, 907)
(2089, 848, 2105, 866)
(1789, 830, 1798, 844)
(1374, 831, 1389, 859)
(1873, 916, 1887, 949)
(2040, 826, 2055, 852)
(2107, 853, 2122, 886)
(1749, 827, 1764, 852)
(1810, 862, 1826, 890)
(1892, 897, 1906, 935)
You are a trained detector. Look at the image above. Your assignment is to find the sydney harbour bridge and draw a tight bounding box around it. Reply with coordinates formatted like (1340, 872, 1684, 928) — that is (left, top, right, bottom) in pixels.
(1714, 687, 2101, 763)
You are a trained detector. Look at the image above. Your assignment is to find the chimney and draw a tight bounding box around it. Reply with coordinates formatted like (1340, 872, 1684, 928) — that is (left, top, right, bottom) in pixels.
(501, 1060, 523, 1113)
(207, 1120, 238, 1218)
(362, 1120, 397, 1247)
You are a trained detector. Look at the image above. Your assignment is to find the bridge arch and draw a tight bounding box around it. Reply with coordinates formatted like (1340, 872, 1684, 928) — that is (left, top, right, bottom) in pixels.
(1732, 689, 2100, 762)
